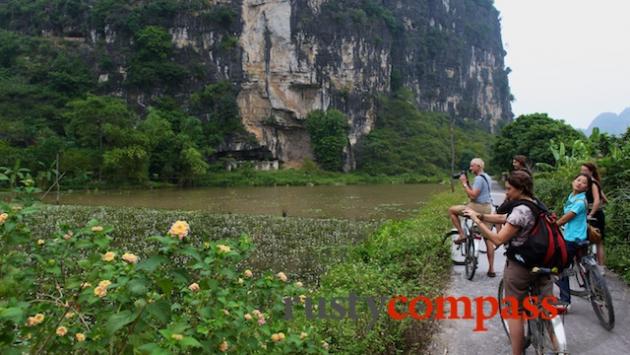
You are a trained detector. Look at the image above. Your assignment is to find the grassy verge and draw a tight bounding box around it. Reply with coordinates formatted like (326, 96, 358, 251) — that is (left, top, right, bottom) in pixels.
(46, 169, 442, 191)
(311, 191, 462, 353)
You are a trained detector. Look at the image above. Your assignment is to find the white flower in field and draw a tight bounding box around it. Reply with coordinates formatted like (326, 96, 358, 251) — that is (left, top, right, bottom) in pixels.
(223, 309, 230, 316)
(300, 332, 308, 340)
(91, 226, 103, 232)
(122, 253, 138, 264)
(171, 333, 184, 341)
(37, 239, 45, 246)
(219, 340, 229, 352)
(56, 326, 68, 336)
(238, 278, 244, 284)
(244, 313, 252, 321)
(299, 294, 306, 304)
(322, 341, 329, 350)
(276, 272, 288, 282)
(217, 244, 231, 253)
(63, 231, 73, 240)
(295, 281, 303, 288)
(75, 333, 86, 342)
(244, 269, 253, 278)
(188, 283, 200, 292)
(65, 312, 75, 319)
(101, 252, 116, 262)
(80, 282, 92, 289)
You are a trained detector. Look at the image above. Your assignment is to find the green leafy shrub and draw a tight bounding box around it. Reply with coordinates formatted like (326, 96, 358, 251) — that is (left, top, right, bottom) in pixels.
(0, 201, 328, 353)
(306, 110, 349, 172)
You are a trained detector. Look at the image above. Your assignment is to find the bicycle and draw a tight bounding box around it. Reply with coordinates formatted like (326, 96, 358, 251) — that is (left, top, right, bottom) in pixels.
(566, 240, 615, 330)
(443, 216, 483, 280)
(498, 267, 568, 355)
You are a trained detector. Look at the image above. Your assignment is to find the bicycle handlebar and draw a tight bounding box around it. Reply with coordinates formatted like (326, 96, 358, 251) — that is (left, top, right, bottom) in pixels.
(531, 266, 559, 275)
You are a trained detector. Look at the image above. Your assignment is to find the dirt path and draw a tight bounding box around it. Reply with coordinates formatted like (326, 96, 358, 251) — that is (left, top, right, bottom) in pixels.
(429, 179, 630, 354)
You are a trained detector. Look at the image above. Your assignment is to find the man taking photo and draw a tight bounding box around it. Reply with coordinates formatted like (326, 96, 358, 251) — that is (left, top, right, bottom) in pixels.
(447, 158, 496, 277)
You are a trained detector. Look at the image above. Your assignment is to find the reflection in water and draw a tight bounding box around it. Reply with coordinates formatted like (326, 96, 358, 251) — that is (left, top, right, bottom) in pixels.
(45, 184, 447, 220)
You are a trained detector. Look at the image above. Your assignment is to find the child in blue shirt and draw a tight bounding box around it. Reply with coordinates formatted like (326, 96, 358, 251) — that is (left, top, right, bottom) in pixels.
(556, 173, 592, 306)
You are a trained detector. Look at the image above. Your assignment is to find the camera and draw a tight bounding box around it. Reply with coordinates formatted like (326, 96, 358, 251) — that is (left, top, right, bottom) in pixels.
(451, 170, 467, 179)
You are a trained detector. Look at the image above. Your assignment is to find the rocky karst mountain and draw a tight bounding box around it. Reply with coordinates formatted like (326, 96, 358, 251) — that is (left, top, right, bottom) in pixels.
(0, 0, 512, 170)
(585, 108, 630, 136)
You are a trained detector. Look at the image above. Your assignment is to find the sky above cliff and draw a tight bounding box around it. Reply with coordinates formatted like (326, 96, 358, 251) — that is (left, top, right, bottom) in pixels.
(494, 0, 630, 130)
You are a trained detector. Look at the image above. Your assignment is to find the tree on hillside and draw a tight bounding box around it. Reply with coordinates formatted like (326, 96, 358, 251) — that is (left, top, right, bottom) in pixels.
(306, 110, 349, 171)
(492, 113, 585, 172)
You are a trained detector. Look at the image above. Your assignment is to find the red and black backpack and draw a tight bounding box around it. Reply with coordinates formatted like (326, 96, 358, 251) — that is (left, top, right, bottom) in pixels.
(504, 199, 570, 271)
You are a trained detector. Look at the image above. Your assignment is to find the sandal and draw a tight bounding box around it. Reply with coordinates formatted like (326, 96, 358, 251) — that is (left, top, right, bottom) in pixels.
(487, 271, 496, 278)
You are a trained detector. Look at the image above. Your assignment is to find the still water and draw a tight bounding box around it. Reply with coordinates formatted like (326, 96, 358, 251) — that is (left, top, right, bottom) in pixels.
(47, 184, 447, 220)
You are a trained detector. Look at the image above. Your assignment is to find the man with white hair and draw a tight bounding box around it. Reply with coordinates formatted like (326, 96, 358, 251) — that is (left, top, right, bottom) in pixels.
(448, 157, 496, 277)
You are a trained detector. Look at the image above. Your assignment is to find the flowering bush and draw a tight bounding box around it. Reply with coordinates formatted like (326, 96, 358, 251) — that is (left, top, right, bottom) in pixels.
(0, 201, 327, 354)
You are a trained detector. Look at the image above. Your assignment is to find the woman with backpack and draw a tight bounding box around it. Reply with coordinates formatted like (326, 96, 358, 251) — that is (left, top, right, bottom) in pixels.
(555, 173, 592, 308)
(581, 162, 607, 267)
(463, 170, 551, 355)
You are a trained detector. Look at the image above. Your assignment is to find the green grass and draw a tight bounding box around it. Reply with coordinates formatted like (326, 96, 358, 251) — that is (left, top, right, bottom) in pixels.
(47, 169, 442, 191)
(312, 191, 463, 353)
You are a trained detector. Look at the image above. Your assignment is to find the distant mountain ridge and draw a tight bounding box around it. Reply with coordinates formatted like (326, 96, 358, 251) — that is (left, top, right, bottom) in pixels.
(585, 107, 630, 136)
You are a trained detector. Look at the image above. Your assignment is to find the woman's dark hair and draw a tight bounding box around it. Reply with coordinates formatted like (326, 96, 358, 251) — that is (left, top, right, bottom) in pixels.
(574, 173, 593, 191)
(513, 155, 528, 168)
(581, 162, 601, 182)
(507, 170, 534, 198)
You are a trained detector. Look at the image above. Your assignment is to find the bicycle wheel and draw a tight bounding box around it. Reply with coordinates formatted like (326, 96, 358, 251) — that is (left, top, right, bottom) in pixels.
(587, 265, 615, 330)
(464, 236, 476, 280)
(569, 262, 589, 297)
(443, 230, 466, 265)
(497, 279, 511, 343)
(530, 317, 568, 355)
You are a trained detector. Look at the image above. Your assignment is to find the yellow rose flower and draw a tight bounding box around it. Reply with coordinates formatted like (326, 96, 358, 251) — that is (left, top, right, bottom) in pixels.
(98, 280, 111, 288)
(219, 340, 229, 352)
(244, 270, 253, 278)
(171, 333, 184, 341)
(217, 244, 231, 253)
(0, 213, 8, 224)
(94, 286, 107, 298)
(122, 253, 138, 264)
(37, 239, 45, 246)
(56, 326, 68, 336)
(26, 313, 45, 327)
(91, 226, 103, 232)
(101, 252, 116, 262)
(167, 220, 190, 240)
(188, 283, 200, 292)
(276, 272, 288, 282)
(271, 332, 285, 342)
(75, 333, 86, 342)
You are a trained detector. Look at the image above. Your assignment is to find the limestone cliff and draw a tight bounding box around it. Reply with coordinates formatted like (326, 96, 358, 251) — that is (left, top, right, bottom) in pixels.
(1, 0, 512, 170)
